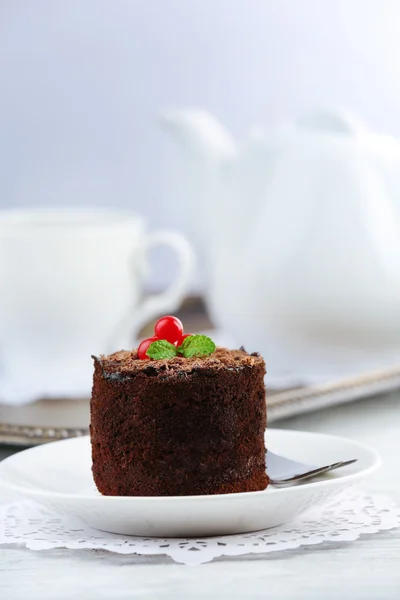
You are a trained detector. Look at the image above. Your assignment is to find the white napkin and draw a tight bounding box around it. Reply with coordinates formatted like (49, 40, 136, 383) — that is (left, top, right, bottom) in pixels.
(2, 328, 400, 405)
(0, 369, 90, 406)
(209, 330, 400, 388)
(1, 491, 399, 565)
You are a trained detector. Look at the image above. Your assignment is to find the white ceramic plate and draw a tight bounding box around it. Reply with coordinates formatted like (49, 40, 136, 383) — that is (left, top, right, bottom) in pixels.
(0, 429, 380, 536)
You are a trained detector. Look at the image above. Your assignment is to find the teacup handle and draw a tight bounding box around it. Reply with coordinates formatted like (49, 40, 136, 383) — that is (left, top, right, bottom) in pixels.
(108, 230, 195, 351)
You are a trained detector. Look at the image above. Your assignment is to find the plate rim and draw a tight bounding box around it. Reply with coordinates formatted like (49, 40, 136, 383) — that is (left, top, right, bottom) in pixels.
(0, 428, 381, 502)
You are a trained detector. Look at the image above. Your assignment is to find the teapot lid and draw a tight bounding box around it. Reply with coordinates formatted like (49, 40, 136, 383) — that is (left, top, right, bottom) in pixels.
(295, 108, 368, 136)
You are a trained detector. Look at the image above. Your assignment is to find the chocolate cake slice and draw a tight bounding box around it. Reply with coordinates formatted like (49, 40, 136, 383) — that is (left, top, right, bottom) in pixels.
(90, 347, 268, 496)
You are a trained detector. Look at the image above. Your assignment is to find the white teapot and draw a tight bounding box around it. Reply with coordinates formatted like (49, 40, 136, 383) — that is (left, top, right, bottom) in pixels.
(161, 108, 400, 383)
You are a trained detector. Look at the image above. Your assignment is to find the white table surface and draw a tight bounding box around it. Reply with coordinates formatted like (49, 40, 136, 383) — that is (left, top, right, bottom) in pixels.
(1, 392, 400, 600)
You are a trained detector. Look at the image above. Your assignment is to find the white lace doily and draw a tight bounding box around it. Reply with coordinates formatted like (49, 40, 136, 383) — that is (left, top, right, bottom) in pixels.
(1, 490, 399, 565)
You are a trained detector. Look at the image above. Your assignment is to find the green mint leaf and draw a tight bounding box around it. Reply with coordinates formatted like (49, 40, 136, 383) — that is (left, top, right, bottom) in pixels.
(146, 339, 177, 360)
(177, 334, 216, 358)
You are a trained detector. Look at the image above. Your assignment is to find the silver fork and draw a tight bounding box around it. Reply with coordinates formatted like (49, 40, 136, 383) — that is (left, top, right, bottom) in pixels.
(267, 451, 358, 487)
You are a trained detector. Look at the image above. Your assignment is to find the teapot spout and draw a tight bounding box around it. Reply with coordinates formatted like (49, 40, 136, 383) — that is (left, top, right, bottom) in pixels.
(159, 109, 237, 162)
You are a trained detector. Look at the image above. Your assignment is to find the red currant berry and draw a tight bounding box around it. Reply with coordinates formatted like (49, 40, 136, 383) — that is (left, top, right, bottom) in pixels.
(154, 316, 183, 344)
(137, 336, 159, 360)
(177, 333, 192, 346)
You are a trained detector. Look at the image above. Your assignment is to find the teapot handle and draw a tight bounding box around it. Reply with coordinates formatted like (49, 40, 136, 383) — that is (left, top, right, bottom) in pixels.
(295, 108, 368, 136)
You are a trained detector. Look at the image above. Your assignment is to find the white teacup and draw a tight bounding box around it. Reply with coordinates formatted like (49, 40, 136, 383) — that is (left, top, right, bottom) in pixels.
(0, 208, 195, 403)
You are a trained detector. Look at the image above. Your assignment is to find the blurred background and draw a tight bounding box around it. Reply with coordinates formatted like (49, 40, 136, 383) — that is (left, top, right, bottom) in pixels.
(2, 0, 400, 436)
(3, 0, 400, 287)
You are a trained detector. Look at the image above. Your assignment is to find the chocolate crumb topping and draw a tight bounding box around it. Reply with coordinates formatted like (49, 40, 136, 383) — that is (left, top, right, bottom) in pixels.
(96, 346, 265, 378)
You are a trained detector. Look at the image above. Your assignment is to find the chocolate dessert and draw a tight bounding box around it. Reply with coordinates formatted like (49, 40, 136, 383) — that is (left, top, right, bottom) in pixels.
(90, 320, 268, 496)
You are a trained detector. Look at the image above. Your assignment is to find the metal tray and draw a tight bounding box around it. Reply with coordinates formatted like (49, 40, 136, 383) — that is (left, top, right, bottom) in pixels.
(1, 364, 399, 446)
